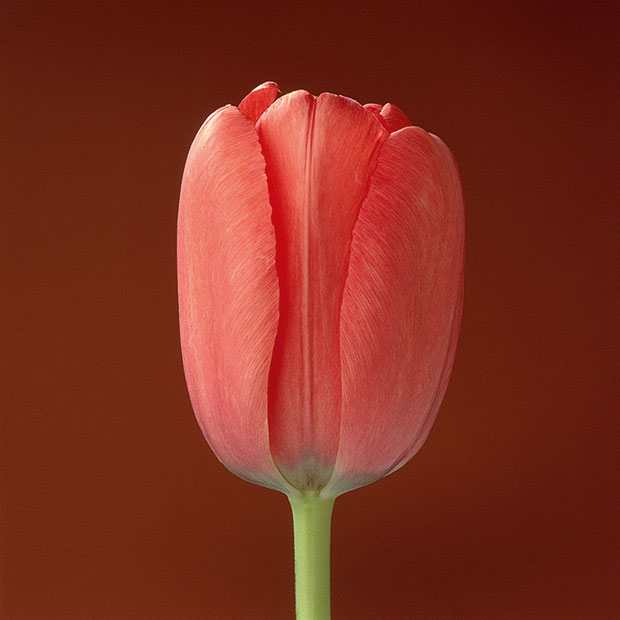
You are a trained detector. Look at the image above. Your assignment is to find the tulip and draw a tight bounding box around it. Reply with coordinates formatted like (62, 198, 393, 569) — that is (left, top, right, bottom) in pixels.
(178, 81, 464, 619)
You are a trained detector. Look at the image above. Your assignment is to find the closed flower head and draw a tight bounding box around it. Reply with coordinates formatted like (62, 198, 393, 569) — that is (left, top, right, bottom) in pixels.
(178, 82, 464, 499)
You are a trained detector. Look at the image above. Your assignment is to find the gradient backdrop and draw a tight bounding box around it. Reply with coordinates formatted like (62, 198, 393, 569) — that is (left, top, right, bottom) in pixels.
(2, 2, 619, 619)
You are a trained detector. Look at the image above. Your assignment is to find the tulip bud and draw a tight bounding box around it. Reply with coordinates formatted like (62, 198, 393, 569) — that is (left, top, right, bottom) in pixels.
(178, 81, 464, 496)
(177, 82, 464, 619)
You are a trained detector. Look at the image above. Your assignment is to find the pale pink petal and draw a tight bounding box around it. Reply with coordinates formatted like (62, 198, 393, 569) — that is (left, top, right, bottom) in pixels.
(256, 91, 388, 489)
(238, 81, 280, 124)
(380, 102, 412, 133)
(325, 126, 465, 496)
(178, 105, 288, 492)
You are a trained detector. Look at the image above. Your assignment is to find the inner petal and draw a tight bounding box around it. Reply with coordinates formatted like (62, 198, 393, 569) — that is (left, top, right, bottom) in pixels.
(256, 91, 387, 490)
(239, 81, 280, 124)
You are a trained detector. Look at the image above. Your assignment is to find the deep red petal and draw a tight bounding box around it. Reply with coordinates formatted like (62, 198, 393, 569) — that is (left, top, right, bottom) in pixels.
(325, 126, 465, 495)
(178, 105, 287, 491)
(256, 91, 387, 489)
(239, 81, 280, 124)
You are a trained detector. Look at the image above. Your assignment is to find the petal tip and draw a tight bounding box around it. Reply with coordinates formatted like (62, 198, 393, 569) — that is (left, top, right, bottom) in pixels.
(239, 81, 281, 124)
(380, 102, 412, 133)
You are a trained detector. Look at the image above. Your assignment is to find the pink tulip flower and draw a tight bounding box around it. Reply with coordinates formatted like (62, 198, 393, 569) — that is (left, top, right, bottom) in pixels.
(177, 81, 464, 619)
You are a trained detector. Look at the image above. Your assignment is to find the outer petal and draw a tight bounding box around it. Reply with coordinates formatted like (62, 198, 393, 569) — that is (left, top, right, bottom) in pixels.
(239, 81, 280, 124)
(324, 127, 465, 496)
(256, 91, 387, 490)
(177, 105, 288, 491)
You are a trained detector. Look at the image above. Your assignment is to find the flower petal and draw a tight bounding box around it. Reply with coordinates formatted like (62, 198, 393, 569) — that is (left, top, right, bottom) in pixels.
(239, 81, 280, 124)
(178, 105, 288, 491)
(363, 103, 383, 114)
(325, 126, 465, 496)
(256, 91, 388, 490)
(380, 102, 412, 133)
(363, 103, 389, 130)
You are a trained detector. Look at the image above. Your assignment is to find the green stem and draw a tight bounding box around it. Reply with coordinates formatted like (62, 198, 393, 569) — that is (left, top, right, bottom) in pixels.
(289, 495, 336, 620)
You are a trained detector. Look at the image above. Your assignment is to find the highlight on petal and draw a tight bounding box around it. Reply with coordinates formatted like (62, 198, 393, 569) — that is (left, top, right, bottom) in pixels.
(239, 81, 280, 124)
(380, 102, 411, 133)
(177, 105, 288, 492)
(256, 91, 388, 490)
(324, 126, 465, 496)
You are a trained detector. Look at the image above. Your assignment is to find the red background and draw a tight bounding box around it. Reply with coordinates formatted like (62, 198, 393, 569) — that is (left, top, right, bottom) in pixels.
(2, 2, 619, 618)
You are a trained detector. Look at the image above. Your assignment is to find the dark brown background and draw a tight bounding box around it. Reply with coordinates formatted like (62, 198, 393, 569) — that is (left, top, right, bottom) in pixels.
(2, 2, 619, 619)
